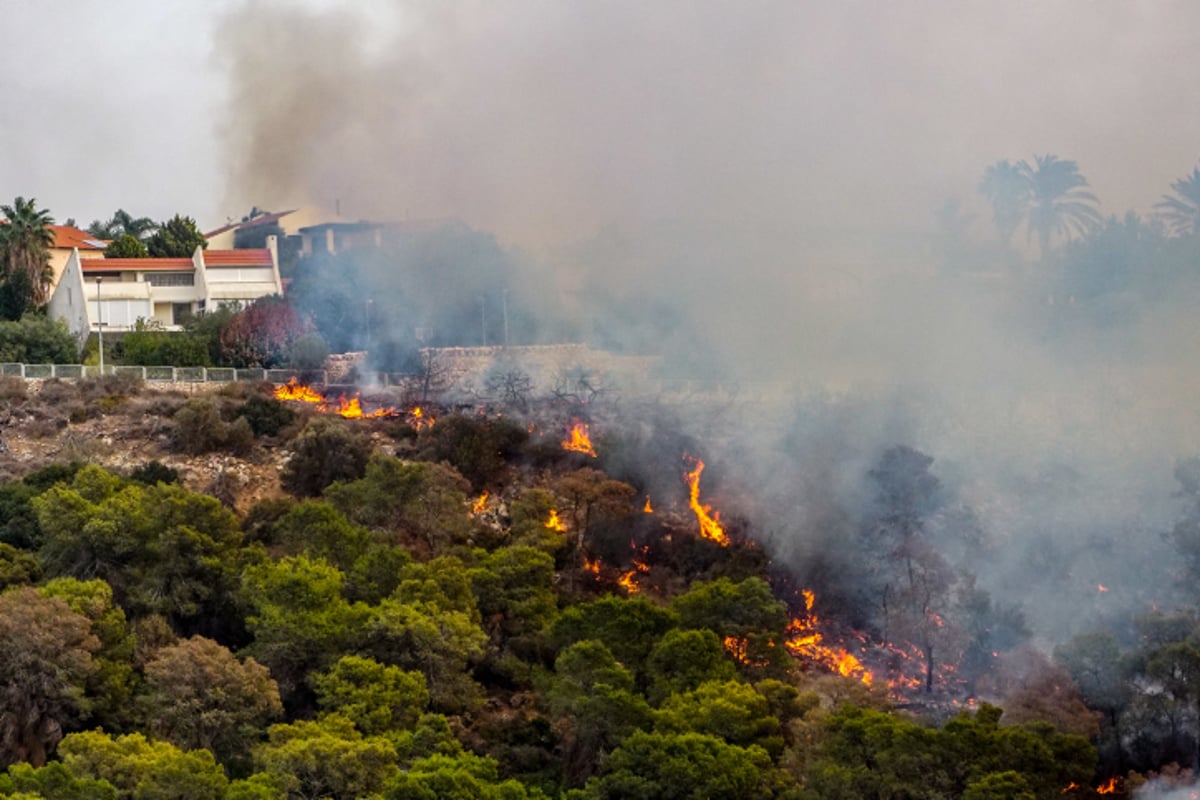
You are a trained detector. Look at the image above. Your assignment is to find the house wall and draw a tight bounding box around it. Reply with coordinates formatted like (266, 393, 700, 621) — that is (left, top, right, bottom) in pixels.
(46, 250, 90, 345)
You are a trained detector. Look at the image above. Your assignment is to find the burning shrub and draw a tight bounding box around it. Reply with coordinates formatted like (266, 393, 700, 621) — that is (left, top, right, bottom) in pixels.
(170, 398, 254, 456)
(280, 418, 372, 497)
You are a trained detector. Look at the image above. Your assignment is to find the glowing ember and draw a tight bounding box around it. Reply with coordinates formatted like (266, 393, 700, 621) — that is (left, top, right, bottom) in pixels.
(683, 456, 729, 547)
(1098, 583, 1109, 592)
(784, 589, 872, 685)
(562, 420, 598, 457)
(1097, 778, 1119, 795)
(1062, 783, 1080, 794)
(581, 556, 602, 575)
(274, 378, 324, 404)
(472, 491, 489, 515)
(546, 509, 567, 532)
(617, 560, 651, 594)
(407, 407, 434, 430)
(643, 495, 653, 513)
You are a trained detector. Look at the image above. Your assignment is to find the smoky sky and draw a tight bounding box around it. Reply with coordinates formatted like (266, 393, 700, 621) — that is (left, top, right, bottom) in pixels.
(215, 1, 1200, 245)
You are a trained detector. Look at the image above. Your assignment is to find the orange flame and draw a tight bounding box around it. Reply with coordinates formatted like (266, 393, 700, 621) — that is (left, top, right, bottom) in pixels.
(617, 560, 651, 594)
(723, 635, 751, 664)
(582, 556, 602, 575)
(643, 495, 653, 513)
(683, 457, 729, 547)
(1062, 783, 1080, 794)
(546, 509, 567, 532)
(784, 589, 873, 686)
(274, 378, 324, 404)
(562, 420, 598, 457)
(1097, 778, 1119, 795)
(1098, 584, 1109, 593)
(408, 407, 435, 430)
(472, 491, 489, 515)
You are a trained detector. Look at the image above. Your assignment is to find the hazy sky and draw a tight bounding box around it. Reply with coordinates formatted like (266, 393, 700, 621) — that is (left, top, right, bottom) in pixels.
(1, 1, 1197, 245)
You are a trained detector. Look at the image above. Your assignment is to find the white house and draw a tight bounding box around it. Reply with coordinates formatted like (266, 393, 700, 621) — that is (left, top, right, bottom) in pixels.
(48, 236, 284, 343)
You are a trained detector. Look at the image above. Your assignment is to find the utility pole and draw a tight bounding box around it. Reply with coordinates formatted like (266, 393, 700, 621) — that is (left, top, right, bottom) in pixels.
(365, 298, 372, 353)
(502, 288, 509, 347)
(95, 277, 104, 375)
(479, 296, 487, 346)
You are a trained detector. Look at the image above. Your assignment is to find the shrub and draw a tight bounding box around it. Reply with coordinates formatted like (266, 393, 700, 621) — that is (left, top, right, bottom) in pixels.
(130, 461, 180, 486)
(237, 395, 296, 438)
(0, 315, 78, 363)
(288, 333, 330, 371)
(280, 418, 372, 497)
(0, 376, 25, 401)
(416, 415, 528, 491)
(171, 398, 254, 456)
(117, 319, 211, 367)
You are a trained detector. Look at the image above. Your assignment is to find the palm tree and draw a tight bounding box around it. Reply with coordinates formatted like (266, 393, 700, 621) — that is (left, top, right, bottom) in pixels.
(979, 159, 1030, 248)
(86, 209, 157, 240)
(0, 197, 55, 306)
(1155, 165, 1200, 237)
(1020, 154, 1102, 258)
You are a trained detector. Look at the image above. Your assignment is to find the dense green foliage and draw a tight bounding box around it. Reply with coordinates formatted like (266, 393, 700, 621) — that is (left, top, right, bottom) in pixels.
(145, 214, 206, 258)
(0, 316, 78, 364)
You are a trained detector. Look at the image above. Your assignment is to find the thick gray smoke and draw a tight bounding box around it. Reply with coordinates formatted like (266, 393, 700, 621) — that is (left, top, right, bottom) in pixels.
(216, 1, 1200, 646)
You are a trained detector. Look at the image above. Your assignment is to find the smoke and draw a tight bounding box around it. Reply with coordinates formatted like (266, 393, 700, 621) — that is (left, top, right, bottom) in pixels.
(215, 2, 1200, 647)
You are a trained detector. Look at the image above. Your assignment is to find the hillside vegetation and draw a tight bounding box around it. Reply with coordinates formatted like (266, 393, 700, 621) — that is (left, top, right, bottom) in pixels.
(0, 376, 1140, 799)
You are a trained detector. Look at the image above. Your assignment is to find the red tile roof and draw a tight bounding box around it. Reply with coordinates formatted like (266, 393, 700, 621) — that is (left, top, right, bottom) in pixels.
(50, 225, 108, 250)
(204, 210, 296, 239)
(82, 258, 193, 272)
(204, 249, 273, 266)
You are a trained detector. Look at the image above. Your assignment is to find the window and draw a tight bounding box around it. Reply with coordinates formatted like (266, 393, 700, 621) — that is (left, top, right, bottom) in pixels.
(145, 272, 195, 287)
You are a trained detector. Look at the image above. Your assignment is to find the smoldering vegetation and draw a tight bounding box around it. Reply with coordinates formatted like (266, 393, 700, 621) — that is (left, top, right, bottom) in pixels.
(215, 1, 1200, 660)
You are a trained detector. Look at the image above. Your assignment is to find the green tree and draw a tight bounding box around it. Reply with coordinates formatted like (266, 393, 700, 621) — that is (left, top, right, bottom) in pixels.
(1021, 154, 1103, 258)
(0, 542, 40, 590)
(240, 556, 370, 701)
(280, 419, 372, 498)
(146, 214, 206, 258)
(272, 500, 373, 573)
(142, 636, 282, 764)
(34, 468, 244, 628)
(0, 316, 78, 363)
(57, 730, 229, 800)
(362, 591, 488, 714)
(0, 587, 99, 767)
(671, 578, 791, 678)
(1155, 164, 1200, 237)
(468, 545, 558, 653)
(552, 595, 678, 675)
(655, 680, 784, 759)
(416, 414, 529, 492)
(0, 197, 54, 307)
(644, 629, 737, 705)
(254, 714, 398, 800)
(117, 319, 210, 367)
(0, 760, 118, 799)
(87, 209, 157, 241)
(324, 456, 474, 553)
(102, 234, 148, 259)
(547, 640, 653, 785)
(38, 578, 137, 733)
(313, 655, 429, 735)
(578, 730, 779, 800)
(384, 752, 547, 800)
